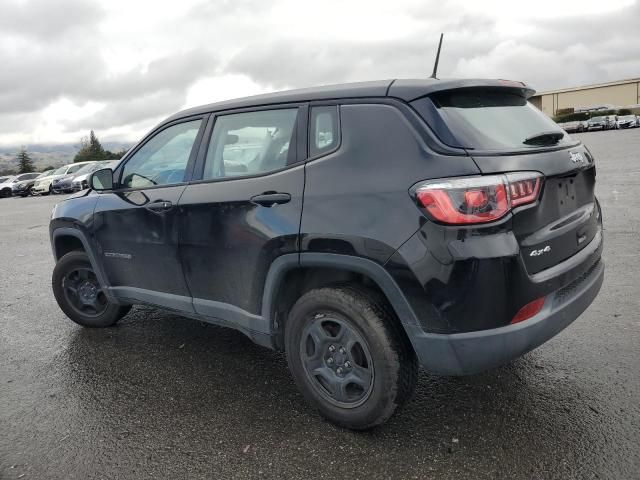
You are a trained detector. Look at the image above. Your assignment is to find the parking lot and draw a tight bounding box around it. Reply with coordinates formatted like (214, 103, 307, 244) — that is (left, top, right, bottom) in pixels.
(1, 128, 639, 479)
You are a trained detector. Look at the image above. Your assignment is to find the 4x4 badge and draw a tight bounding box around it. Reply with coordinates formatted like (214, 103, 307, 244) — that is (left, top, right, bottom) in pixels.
(569, 151, 585, 164)
(530, 245, 551, 257)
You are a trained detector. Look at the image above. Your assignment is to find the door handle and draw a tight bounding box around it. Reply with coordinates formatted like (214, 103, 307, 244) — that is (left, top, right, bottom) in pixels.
(145, 200, 173, 212)
(250, 192, 291, 207)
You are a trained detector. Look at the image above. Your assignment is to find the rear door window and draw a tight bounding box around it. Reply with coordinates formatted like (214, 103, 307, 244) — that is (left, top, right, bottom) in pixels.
(203, 109, 299, 180)
(413, 88, 573, 151)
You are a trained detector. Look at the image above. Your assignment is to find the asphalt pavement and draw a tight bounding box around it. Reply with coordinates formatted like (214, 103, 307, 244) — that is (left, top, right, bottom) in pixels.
(1, 129, 639, 479)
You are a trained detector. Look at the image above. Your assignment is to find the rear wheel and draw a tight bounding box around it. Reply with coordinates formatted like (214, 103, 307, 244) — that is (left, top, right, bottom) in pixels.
(285, 285, 417, 430)
(52, 251, 131, 327)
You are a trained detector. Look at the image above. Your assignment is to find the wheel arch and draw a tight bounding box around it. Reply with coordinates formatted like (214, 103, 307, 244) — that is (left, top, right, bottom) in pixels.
(263, 253, 421, 351)
(51, 228, 113, 299)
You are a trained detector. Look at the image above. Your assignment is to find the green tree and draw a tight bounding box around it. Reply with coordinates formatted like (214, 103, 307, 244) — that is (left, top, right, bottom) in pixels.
(16, 146, 35, 173)
(74, 130, 107, 163)
(104, 148, 127, 160)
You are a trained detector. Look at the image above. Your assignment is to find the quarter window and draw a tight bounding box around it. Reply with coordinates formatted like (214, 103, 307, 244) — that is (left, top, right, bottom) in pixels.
(310, 106, 339, 157)
(203, 109, 298, 180)
(121, 120, 202, 188)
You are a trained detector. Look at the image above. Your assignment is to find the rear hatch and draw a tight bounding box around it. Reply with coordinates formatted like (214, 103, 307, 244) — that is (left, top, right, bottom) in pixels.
(411, 86, 599, 274)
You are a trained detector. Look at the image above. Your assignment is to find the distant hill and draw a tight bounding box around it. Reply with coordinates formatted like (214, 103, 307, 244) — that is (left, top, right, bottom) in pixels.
(0, 142, 132, 174)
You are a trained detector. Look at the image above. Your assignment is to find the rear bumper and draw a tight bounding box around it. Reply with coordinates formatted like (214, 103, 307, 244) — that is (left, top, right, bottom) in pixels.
(407, 259, 603, 375)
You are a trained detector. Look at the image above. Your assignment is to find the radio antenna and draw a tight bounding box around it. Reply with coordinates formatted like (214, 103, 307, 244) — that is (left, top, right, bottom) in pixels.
(430, 33, 444, 79)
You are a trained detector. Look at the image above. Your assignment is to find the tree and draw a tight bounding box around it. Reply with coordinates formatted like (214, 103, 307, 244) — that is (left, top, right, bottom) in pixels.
(73, 130, 107, 163)
(16, 146, 35, 173)
(104, 148, 127, 160)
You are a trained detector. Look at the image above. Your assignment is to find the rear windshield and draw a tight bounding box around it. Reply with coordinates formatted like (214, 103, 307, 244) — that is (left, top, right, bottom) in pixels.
(413, 88, 573, 151)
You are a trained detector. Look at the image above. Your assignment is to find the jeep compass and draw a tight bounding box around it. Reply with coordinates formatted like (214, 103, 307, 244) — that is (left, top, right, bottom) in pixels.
(50, 78, 604, 429)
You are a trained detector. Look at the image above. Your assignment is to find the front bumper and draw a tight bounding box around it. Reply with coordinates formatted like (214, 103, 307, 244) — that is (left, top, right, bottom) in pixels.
(407, 258, 604, 375)
(52, 184, 71, 193)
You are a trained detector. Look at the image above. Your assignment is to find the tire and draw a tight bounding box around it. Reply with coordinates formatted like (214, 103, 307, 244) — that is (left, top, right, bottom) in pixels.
(285, 285, 418, 430)
(52, 251, 131, 327)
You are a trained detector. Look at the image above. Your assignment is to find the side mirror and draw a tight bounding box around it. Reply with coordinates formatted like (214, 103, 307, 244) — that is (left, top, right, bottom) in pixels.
(90, 168, 114, 191)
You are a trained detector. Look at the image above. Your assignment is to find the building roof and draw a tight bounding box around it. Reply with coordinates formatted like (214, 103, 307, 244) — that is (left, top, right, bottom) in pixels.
(533, 77, 640, 96)
(166, 78, 536, 122)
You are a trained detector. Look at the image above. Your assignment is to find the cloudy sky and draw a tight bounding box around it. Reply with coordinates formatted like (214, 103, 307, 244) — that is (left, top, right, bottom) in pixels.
(1, 0, 639, 146)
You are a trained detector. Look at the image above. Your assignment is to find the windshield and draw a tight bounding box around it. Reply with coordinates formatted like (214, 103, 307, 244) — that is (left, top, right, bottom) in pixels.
(73, 162, 101, 175)
(415, 88, 571, 151)
(619, 115, 635, 121)
(37, 170, 53, 178)
(52, 166, 67, 175)
(590, 116, 605, 122)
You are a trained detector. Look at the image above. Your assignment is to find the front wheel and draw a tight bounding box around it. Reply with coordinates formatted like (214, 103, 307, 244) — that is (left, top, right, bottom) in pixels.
(285, 285, 418, 430)
(52, 251, 131, 327)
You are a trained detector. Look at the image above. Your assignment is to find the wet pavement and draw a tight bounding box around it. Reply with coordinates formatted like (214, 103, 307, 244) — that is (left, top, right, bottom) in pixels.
(1, 129, 639, 479)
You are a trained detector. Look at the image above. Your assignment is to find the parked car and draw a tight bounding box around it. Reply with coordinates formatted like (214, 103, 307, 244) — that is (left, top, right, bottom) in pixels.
(50, 78, 604, 429)
(69, 160, 120, 192)
(0, 173, 42, 197)
(0, 175, 17, 197)
(52, 162, 103, 193)
(33, 162, 95, 195)
(616, 115, 639, 129)
(587, 116, 610, 131)
(559, 120, 585, 133)
(11, 171, 51, 197)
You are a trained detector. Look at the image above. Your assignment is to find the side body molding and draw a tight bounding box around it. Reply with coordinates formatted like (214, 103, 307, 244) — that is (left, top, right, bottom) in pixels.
(49, 233, 422, 354)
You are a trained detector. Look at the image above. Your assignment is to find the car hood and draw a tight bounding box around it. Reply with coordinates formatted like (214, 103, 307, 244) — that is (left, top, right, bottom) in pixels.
(54, 174, 75, 183)
(65, 188, 93, 200)
(38, 174, 66, 182)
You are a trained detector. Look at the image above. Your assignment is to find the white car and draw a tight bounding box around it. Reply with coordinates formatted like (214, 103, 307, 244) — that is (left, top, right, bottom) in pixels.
(617, 115, 639, 129)
(71, 160, 120, 192)
(0, 175, 17, 198)
(32, 162, 95, 195)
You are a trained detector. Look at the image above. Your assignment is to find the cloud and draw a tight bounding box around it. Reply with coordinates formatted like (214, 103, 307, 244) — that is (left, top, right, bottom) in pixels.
(0, 0, 638, 146)
(0, 0, 104, 40)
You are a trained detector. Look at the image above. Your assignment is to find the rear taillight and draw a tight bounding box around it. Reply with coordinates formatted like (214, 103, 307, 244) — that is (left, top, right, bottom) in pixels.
(414, 172, 543, 225)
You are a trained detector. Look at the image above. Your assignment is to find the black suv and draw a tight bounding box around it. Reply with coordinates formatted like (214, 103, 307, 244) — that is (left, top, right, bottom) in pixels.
(50, 79, 604, 429)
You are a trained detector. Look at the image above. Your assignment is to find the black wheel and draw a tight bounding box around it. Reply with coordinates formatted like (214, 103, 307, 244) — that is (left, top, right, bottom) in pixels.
(52, 251, 131, 327)
(285, 285, 418, 430)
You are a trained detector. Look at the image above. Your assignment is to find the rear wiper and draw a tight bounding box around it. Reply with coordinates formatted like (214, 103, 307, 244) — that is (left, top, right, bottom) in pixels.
(523, 131, 564, 146)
